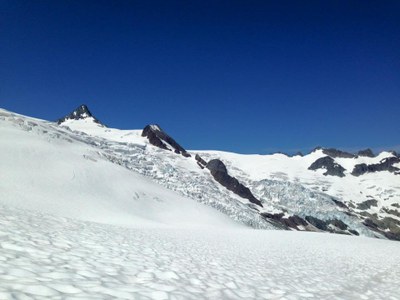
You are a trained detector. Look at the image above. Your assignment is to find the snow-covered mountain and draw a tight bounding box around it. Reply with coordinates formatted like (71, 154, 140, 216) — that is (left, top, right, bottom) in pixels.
(197, 148, 400, 240)
(1, 105, 400, 299)
(55, 105, 399, 241)
(3, 104, 399, 240)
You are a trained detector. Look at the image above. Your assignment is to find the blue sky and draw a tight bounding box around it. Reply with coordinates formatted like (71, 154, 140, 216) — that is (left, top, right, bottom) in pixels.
(1, 0, 399, 154)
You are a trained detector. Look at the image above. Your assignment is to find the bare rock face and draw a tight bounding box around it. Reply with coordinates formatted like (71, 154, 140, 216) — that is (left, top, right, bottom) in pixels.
(357, 199, 378, 210)
(260, 213, 308, 230)
(57, 104, 102, 125)
(282, 215, 309, 229)
(321, 148, 355, 158)
(357, 148, 375, 157)
(352, 156, 400, 176)
(308, 156, 346, 177)
(142, 124, 191, 157)
(195, 154, 207, 169)
(206, 159, 263, 207)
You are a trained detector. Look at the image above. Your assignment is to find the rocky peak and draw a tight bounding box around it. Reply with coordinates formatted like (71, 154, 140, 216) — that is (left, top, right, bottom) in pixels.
(322, 148, 355, 158)
(57, 104, 102, 125)
(357, 149, 375, 157)
(142, 124, 191, 157)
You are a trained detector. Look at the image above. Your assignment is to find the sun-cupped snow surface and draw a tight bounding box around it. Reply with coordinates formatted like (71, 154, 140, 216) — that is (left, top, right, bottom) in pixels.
(1, 205, 400, 300)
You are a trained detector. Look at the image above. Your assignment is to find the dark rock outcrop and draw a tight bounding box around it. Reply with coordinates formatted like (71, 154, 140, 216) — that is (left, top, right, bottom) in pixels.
(348, 229, 359, 236)
(142, 125, 191, 157)
(362, 214, 400, 241)
(206, 159, 263, 207)
(305, 216, 350, 232)
(322, 148, 355, 158)
(305, 216, 328, 231)
(261, 213, 308, 230)
(261, 212, 285, 221)
(381, 207, 400, 218)
(331, 198, 348, 209)
(195, 154, 207, 169)
(282, 215, 308, 229)
(308, 156, 346, 177)
(351, 156, 400, 176)
(57, 104, 102, 125)
(357, 199, 378, 210)
(330, 219, 348, 230)
(357, 149, 375, 157)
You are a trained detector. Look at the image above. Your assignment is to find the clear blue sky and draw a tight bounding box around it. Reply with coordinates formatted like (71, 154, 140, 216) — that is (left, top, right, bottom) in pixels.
(1, 0, 399, 154)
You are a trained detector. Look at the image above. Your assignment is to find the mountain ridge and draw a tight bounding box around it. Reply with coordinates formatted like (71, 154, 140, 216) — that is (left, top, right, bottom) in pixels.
(5, 105, 400, 240)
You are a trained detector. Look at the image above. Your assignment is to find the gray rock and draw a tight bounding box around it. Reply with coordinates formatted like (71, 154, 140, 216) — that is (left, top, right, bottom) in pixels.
(357, 199, 378, 210)
(282, 215, 308, 229)
(330, 219, 348, 230)
(348, 229, 359, 236)
(351, 156, 400, 176)
(331, 198, 348, 209)
(357, 149, 375, 157)
(322, 148, 355, 158)
(142, 124, 191, 158)
(261, 212, 285, 221)
(305, 216, 328, 231)
(206, 159, 263, 207)
(381, 207, 400, 218)
(57, 104, 103, 125)
(195, 154, 207, 169)
(308, 156, 346, 177)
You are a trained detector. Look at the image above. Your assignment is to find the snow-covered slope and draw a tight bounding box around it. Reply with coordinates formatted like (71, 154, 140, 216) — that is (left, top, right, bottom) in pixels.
(1, 205, 400, 299)
(1, 106, 400, 299)
(194, 149, 399, 206)
(195, 149, 400, 239)
(0, 108, 239, 229)
(55, 108, 275, 229)
(50, 105, 400, 239)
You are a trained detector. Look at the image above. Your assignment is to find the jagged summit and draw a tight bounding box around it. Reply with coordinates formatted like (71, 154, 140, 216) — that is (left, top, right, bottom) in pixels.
(357, 148, 375, 157)
(57, 104, 102, 125)
(142, 124, 191, 157)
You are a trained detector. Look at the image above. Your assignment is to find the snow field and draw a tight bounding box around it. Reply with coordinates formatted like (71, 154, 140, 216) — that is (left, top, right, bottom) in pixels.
(1, 205, 400, 300)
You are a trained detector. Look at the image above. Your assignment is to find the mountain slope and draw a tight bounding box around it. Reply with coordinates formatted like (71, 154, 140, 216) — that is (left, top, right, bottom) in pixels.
(1, 106, 400, 299)
(0, 108, 239, 229)
(56, 107, 276, 229)
(195, 149, 400, 239)
(2, 105, 400, 239)
(55, 105, 399, 238)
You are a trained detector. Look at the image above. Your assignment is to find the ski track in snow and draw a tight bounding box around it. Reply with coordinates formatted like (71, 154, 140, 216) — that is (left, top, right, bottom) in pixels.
(0, 206, 399, 300)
